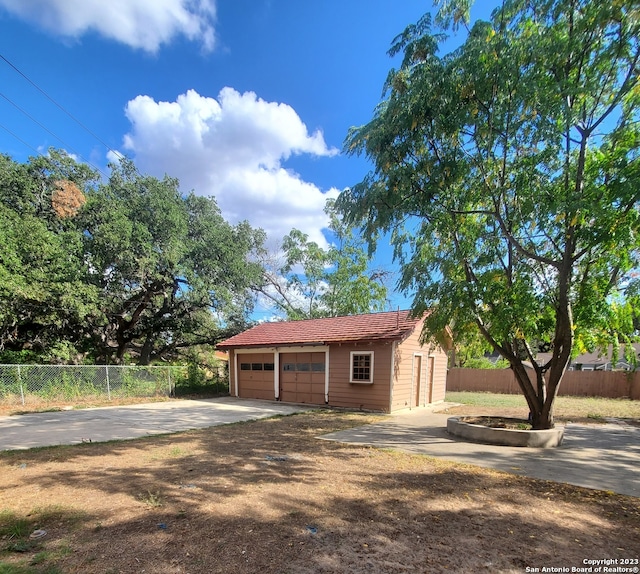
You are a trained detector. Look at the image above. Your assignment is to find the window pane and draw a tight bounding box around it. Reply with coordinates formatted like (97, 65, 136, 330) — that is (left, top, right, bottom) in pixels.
(251, 363, 263, 371)
(240, 363, 251, 371)
(353, 355, 370, 368)
(283, 363, 295, 371)
(311, 362, 325, 372)
(297, 363, 310, 371)
(264, 363, 275, 371)
(352, 369, 370, 380)
(352, 354, 372, 381)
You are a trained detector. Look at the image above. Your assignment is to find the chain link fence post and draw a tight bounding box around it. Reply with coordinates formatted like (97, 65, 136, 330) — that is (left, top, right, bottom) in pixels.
(105, 365, 111, 401)
(18, 365, 25, 406)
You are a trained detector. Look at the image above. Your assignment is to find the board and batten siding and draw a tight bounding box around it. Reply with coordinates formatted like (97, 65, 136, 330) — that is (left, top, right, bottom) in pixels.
(390, 319, 449, 412)
(327, 343, 393, 412)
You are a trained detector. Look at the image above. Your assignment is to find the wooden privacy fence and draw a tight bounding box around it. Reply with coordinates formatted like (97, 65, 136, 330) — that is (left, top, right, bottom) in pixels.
(447, 368, 640, 400)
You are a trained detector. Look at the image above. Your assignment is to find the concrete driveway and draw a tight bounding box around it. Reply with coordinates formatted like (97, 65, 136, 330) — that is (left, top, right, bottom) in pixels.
(0, 397, 312, 451)
(320, 407, 640, 498)
(2, 399, 637, 498)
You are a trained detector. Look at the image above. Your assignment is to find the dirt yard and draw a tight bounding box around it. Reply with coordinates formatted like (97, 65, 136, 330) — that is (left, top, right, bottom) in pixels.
(1, 410, 638, 574)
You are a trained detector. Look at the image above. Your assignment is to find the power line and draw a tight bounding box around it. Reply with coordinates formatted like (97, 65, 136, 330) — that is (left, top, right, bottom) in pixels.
(0, 52, 121, 160)
(0, 91, 110, 179)
(0, 121, 43, 157)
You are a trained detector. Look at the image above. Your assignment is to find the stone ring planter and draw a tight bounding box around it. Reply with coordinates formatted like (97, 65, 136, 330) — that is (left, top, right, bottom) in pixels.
(447, 416, 564, 448)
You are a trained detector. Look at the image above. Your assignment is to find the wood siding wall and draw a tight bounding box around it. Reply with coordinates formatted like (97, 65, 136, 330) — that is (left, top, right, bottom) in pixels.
(447, 368, 640, 399)
(327, 343, 393, 412)
(226, 332, 450, 412)
(391, 319, 448, 411)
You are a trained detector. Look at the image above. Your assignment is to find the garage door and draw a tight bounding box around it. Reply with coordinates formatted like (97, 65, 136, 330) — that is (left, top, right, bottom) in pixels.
(280, 352, 326, 405)
(237, 353, 275, 400)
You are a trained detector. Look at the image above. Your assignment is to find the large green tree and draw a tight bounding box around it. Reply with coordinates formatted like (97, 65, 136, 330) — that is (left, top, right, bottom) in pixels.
(338, 0, 640, 428)
(0, 151, 263, 364)
(82, 159, 265, 364)
(0, 151, 100, 361)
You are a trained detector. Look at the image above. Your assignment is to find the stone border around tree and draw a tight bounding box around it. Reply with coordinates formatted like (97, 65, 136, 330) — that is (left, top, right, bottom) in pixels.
(447, 416, 565, 448)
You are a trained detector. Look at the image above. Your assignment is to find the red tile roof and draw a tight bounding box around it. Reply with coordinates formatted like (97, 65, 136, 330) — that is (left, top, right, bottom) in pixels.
(217, 310, 423, 349)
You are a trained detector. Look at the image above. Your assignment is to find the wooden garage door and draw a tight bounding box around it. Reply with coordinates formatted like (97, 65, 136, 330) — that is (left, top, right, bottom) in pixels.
(237, 353, 275, 400)
(280, 352, 325, 405)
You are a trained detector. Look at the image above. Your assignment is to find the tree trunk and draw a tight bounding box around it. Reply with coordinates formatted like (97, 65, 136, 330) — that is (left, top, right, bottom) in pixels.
(510, 360, 556, 430)
(511, 364, 567, 430)
(138, 336, 154, 366)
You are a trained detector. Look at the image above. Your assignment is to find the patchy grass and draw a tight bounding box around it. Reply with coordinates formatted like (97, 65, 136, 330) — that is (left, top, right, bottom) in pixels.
(137, 490, 164, 508)
(0, 507, 84, 574)
(445, 391, 640, 422)
(0, 411, 638, 574)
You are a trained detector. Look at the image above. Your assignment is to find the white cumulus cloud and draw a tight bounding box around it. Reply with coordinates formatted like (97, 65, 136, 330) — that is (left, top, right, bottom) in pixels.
(0, 0, 216, 52)
(115, 88, 340, 246)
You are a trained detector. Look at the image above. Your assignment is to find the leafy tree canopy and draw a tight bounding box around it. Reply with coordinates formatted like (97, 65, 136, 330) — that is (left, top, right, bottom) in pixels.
(81, 158, 266, 364)
(0, 151, 100, 360)
(338, 0, 640, 428)
(257, 199, 388, 320)
(0, 151, 265, 365)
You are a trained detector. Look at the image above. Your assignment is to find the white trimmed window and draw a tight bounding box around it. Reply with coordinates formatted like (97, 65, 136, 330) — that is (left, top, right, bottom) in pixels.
(350, 351, 374, 383)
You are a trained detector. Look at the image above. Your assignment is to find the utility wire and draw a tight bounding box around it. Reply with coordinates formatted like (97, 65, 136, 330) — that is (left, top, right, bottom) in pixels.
(0, 51, 140, 182)
(0, 52, 122, 160)
(0, 121, 43, 157)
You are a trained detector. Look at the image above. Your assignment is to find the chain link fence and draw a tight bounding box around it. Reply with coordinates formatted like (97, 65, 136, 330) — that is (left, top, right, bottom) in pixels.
(0, 365, 188, 407)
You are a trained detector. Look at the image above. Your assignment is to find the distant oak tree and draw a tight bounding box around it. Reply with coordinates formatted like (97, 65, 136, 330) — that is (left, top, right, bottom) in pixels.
(256, 199, 388, 320)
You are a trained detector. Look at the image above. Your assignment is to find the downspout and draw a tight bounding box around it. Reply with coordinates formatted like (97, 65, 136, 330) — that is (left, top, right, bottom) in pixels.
(274, 350, 280, 400)
(233, 350, 239, 397)
(325, 347, 330, 404)
(389, 341, 396, 413)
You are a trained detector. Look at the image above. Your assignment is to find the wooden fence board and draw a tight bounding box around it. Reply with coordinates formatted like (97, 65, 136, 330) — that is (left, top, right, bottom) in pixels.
(447, 368, 639, 399)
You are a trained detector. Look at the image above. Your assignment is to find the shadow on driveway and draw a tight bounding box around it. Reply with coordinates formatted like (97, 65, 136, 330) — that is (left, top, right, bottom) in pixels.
(320, 409, 640, 497)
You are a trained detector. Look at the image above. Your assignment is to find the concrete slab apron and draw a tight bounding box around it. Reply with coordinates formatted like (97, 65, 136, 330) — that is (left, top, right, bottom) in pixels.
(0, 397, 312, 451)
(320, 410, 640, 498)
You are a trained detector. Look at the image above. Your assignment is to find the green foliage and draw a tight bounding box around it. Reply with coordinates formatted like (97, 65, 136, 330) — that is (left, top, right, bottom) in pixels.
(0, 507, 80, 574)
(173, 354, 229, 397)
(339, 0, 640, 428)
(258, 199, 388, 319)
(0, 350, 39, 365)
(186, 361, 207, 386)
(0, 150, 264, 365)
(0, 150, 100, 362)
(81, 159, 265, 363)
(463, 357, 509, 369)
(0, 512, 31, 539)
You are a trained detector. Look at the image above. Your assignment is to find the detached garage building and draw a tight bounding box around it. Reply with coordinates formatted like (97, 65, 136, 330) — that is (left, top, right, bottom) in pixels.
(217, 310, 449, 413)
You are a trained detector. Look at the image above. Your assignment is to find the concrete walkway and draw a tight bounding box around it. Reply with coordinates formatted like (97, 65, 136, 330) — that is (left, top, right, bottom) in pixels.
(320, 407, 640, 498)
(0, 397, 312, 451)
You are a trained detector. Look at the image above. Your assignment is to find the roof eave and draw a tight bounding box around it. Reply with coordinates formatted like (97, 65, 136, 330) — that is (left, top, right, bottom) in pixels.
(217, 332, 412, 350)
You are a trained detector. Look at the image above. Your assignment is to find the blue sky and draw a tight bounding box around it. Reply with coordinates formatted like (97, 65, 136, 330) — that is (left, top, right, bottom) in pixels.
(0, 0, 498, 317)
